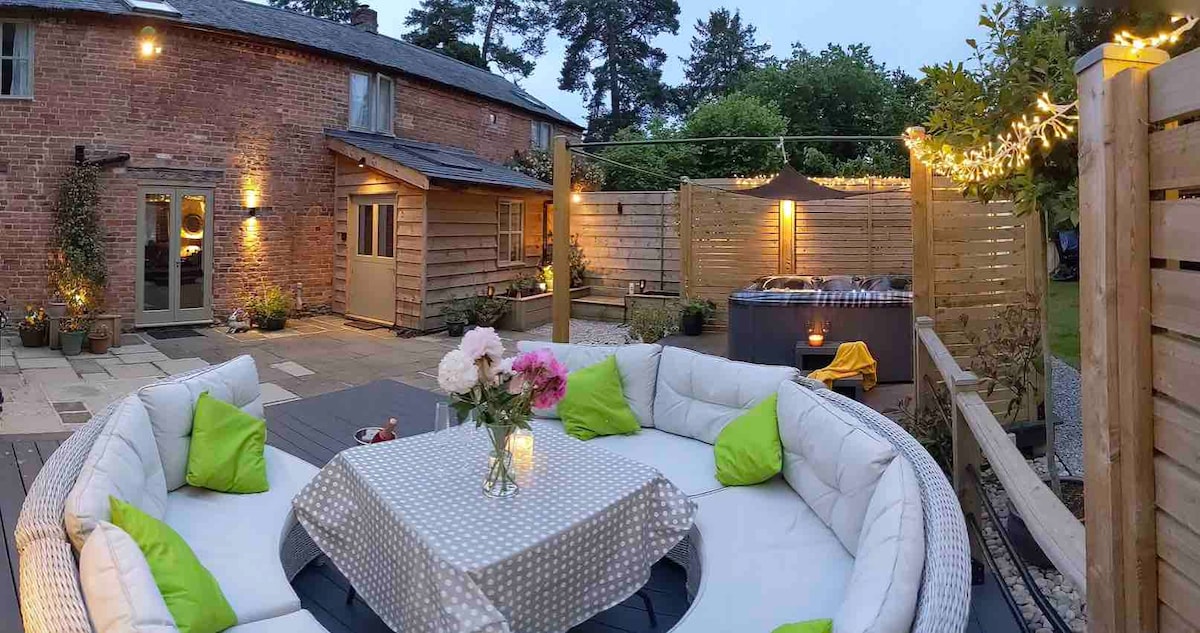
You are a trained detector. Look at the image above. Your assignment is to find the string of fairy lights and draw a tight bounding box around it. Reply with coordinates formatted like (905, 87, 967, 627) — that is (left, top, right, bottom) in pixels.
(905, 15, 1200, 185)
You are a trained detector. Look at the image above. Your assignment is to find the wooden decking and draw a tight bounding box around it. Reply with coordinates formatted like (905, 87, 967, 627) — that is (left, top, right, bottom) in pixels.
(0, 379, 1020, 633)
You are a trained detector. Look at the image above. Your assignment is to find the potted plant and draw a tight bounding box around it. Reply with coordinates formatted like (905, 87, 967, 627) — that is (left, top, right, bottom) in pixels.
(18, 305, 47, 347)
(245, 286, 294, 331)
(472, 294, 509, 328)
(59, 314, 90, 356)
(679, 298, 716, 336)
(46, 293, 68, 318)
(441, 297, 474, 337)
(89, 322, 111, 354)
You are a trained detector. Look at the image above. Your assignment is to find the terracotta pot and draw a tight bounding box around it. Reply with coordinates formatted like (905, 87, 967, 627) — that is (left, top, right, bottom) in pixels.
(89, 334, 111, 355)
(60, 330, 86, 356)
(19, 328, 46, 348)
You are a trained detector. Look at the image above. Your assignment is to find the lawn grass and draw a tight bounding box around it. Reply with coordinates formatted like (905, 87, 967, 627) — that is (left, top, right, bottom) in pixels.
(1047, 280, 1080, 369)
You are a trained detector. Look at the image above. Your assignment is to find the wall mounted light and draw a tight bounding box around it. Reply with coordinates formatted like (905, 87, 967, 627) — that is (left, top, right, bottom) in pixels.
(357, 157, 367, 169)
(243, 189, 260, 217)
(138, 26, 162, 58)
(486, 285, 496, 298)
(571, 193, 582, 204)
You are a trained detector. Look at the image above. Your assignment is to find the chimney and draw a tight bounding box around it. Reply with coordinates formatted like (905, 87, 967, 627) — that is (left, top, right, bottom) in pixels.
(350, 5, 378, 34)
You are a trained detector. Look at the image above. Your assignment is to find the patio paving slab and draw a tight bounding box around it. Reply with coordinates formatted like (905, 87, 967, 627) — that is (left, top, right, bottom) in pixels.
(11, 346, 60, 358)
(22, 368, 82, 386)
(118, 351, 170, 364)
(105, 363, 165, 379)
(260, 382, 301, 405)
(271, 360, 315, 377)
(154, 357, 211, 375)
(111, 344, 158, 355)
(17, 357, 71, 370)
(68, 359, 106, 375)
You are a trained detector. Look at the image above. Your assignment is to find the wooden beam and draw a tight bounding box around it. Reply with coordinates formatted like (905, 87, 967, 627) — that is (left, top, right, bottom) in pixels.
(1075, 43, 1168, 633)
(327, 138, 431, 190)
(680, 180, 693, 297)
(552, 135, 571, 343)
(909, 129, 934, 319)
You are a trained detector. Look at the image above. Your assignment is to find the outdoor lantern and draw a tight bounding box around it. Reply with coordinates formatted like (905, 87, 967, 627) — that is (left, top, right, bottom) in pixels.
(807, 321, 828, 347)
(486, 285, 496, 298)
(357, 156, 367, 169)
(243, 189, 260, 217)
(138, 26, 162, 58)
(509, 428, 534, 467)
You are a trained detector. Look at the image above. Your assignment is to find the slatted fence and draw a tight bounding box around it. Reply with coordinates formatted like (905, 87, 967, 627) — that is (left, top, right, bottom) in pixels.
(572, 191, 679, 296)
(1076, 43, 1200, 633)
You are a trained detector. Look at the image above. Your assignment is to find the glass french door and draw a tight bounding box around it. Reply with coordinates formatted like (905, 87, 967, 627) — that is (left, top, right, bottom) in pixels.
(136, 187, 214, 326)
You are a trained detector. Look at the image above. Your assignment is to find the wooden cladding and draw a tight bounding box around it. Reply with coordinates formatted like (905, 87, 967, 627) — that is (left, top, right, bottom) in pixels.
(572, 191, 679, 297)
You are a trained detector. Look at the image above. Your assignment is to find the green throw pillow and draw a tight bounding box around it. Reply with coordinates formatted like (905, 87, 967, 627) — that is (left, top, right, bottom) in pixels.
(186, 391, 269, 493)
(109, 496, 237, 633)
(713, 393, 782, 486)
(558, 356, 640, 441)
(771, 619, 833, 633)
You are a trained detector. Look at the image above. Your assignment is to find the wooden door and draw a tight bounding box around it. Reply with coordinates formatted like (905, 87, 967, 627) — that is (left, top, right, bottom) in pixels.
(347, 196, 397, 325)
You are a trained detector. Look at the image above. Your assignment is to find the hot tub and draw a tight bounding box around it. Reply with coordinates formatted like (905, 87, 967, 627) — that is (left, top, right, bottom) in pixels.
(727, 275, 913, 383)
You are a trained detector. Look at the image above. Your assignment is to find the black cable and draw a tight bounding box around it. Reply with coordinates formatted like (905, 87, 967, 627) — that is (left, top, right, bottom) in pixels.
(570, 134, 904, 149)
(967, 465, 1074, 633)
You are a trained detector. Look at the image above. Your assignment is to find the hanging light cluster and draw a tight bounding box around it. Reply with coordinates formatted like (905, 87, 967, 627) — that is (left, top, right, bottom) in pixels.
(907, 15, 1197, 184)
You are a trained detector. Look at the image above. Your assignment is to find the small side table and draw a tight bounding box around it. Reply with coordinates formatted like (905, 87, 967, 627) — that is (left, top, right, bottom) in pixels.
(794, 341, 864, 402)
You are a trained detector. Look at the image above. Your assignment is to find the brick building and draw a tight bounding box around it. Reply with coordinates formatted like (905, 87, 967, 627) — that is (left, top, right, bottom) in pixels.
(0, 0, 580, 330)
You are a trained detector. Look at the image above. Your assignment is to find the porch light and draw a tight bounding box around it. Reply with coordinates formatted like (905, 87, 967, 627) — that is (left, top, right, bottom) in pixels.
(138, 26, 162, 58)
(357, 157, 367, 169)
(780, 199, 795, 219)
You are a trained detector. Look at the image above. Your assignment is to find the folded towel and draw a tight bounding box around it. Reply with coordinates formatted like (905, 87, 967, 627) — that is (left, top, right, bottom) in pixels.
(808, 341, 878, 391)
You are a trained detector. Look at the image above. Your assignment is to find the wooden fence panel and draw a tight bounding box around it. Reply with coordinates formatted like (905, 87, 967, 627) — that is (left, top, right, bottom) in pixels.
(573, 191, 679, 297)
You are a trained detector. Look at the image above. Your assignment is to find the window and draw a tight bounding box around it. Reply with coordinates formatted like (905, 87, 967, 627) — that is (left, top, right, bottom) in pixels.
(1, 22, 32, 98)
(349, 71, 395, 134)
(531, 121, 552, 151)
(123, 0, 181, 16)
(357, 203, 394, 258)
(498, 200, 524, 264)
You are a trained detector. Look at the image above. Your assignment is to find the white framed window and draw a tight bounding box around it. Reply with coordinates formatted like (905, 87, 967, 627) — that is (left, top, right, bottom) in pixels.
(531, 121, 552, 150)
(498, 199, 524, 264)
(349, 71, 394, 134)
(1, 22, 32, 98)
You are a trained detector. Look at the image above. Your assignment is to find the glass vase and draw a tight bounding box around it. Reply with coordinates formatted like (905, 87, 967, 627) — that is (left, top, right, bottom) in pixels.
(483, 424, 519, 498)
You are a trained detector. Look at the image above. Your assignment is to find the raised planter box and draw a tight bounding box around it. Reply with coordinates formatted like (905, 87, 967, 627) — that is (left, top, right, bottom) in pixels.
(497, 287, 591, 331)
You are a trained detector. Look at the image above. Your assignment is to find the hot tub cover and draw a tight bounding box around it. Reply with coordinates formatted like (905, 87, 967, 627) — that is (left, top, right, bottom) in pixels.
(729, 289, 913, 307)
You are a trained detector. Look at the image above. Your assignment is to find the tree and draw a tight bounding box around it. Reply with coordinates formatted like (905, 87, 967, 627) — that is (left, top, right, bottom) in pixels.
(555, 0, 681, 140)
(598, 118, 695, 191)
(682, 93, 787, 178)
(403, 0, 487, 69)
(475, 0, 554, 79)
(268, 0, 357, 22)
(674, 9, 771, 113)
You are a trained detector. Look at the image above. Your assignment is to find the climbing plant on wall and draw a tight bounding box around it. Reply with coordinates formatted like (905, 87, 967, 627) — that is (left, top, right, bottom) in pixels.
(50, 163, 106, 313)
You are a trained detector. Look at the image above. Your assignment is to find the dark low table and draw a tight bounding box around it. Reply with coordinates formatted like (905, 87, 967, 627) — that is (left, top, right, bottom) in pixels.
(794, 341, 864, 401)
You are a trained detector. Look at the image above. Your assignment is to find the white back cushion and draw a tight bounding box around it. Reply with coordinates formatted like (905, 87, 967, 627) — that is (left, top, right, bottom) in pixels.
(65, 396, 168, 551)
(516, 341, 661, 427)
(80, 521, 178, 633)
(653, 346, 797, 444)
(835, 458, 925, 633)
(136, 355, 263, 490)
(777, 381, 897, 553)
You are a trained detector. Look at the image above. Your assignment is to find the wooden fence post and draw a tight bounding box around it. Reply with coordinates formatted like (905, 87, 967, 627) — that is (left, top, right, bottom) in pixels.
(552, 135, 572, 343)
(680, 179, 693, 297)
(910, 131, 934, 320)
(1076, 43, 1166, 633)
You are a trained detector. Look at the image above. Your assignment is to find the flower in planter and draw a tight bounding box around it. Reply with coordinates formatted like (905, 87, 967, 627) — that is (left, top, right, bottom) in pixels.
(18, 305, 47, 332)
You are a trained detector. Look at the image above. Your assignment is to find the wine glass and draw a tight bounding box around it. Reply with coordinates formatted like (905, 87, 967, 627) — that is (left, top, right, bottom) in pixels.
(434, 402, 452, 433)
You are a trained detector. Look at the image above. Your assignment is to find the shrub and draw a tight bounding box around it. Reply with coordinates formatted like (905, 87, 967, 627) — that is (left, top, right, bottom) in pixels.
(441, 297, 475, 324)
(569, 234, 588, 288)
(50, 164, 106, 314)
(679, 298, 716, 320)
(894, 385, 953, 476)
(471, 295, 509, 327)
(962, 298, 1043, 423)
(245, 286, 294, 323)
(627, 305, 677, 343)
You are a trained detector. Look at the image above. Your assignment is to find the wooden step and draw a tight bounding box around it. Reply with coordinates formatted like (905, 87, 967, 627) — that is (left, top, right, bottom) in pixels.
(571, 295, 626, 322)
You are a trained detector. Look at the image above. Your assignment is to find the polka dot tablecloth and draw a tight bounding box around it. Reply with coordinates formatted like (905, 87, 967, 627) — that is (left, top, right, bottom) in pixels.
(293, 421, 696, 633)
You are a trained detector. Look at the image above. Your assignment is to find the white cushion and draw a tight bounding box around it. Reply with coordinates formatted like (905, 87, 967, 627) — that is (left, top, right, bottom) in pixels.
(517, 341, 661, 427)
(65, 396, 168, 551)
(835, 458, 925, 633)
(79, 521, 178, 633)
(227, 610, 328, 633)
(164, 446, 318, 625)
(777, 381, 897, 553)
(652, 346, 797, 444)
(538, 420, 724, 497)
(137, 355, 263, 490)
(671, 479, 854, 632)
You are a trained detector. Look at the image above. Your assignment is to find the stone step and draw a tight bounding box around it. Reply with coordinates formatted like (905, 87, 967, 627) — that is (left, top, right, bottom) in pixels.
(571, 295, 626, 322)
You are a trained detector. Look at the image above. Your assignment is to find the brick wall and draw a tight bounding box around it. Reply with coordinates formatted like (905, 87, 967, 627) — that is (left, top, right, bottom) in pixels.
(0, 12, 568, 324)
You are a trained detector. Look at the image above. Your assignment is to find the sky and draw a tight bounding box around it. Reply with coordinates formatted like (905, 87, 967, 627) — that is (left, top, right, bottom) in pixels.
(346, 0, 983, 125)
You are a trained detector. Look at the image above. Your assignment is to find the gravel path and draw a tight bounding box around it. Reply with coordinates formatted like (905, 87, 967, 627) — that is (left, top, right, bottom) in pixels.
(1051, 357, 1083, 476)
(525, 319, 631, 345)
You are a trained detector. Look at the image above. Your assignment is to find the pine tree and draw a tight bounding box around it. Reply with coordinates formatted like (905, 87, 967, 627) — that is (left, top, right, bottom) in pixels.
(675, 9, 770, 112)
(403, 0, 487, 69)
(555, 0, 680, 140)
(268, 0, 358, 22)
(475, 0, 554, 79)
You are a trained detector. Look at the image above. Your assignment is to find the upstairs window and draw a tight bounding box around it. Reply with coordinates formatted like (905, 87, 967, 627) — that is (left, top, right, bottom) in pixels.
(531, 121, 552, 151)
(349, 71, 395, 134)
(1, 22, 32, 98)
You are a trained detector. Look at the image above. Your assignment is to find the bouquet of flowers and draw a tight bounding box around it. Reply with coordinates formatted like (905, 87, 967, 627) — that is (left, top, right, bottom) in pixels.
(437, 327, 567, 497)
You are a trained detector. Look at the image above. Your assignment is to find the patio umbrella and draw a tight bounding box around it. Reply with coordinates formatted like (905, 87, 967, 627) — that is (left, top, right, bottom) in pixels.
(737, 165, 898, 201)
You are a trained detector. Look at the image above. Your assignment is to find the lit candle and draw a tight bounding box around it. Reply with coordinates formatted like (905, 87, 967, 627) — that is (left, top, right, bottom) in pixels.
(508, 428, 534, 467)
(808, 333, 825, 347)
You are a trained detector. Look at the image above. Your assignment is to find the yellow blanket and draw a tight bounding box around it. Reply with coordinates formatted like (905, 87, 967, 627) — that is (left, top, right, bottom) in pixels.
(808, 341, 878, 391)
